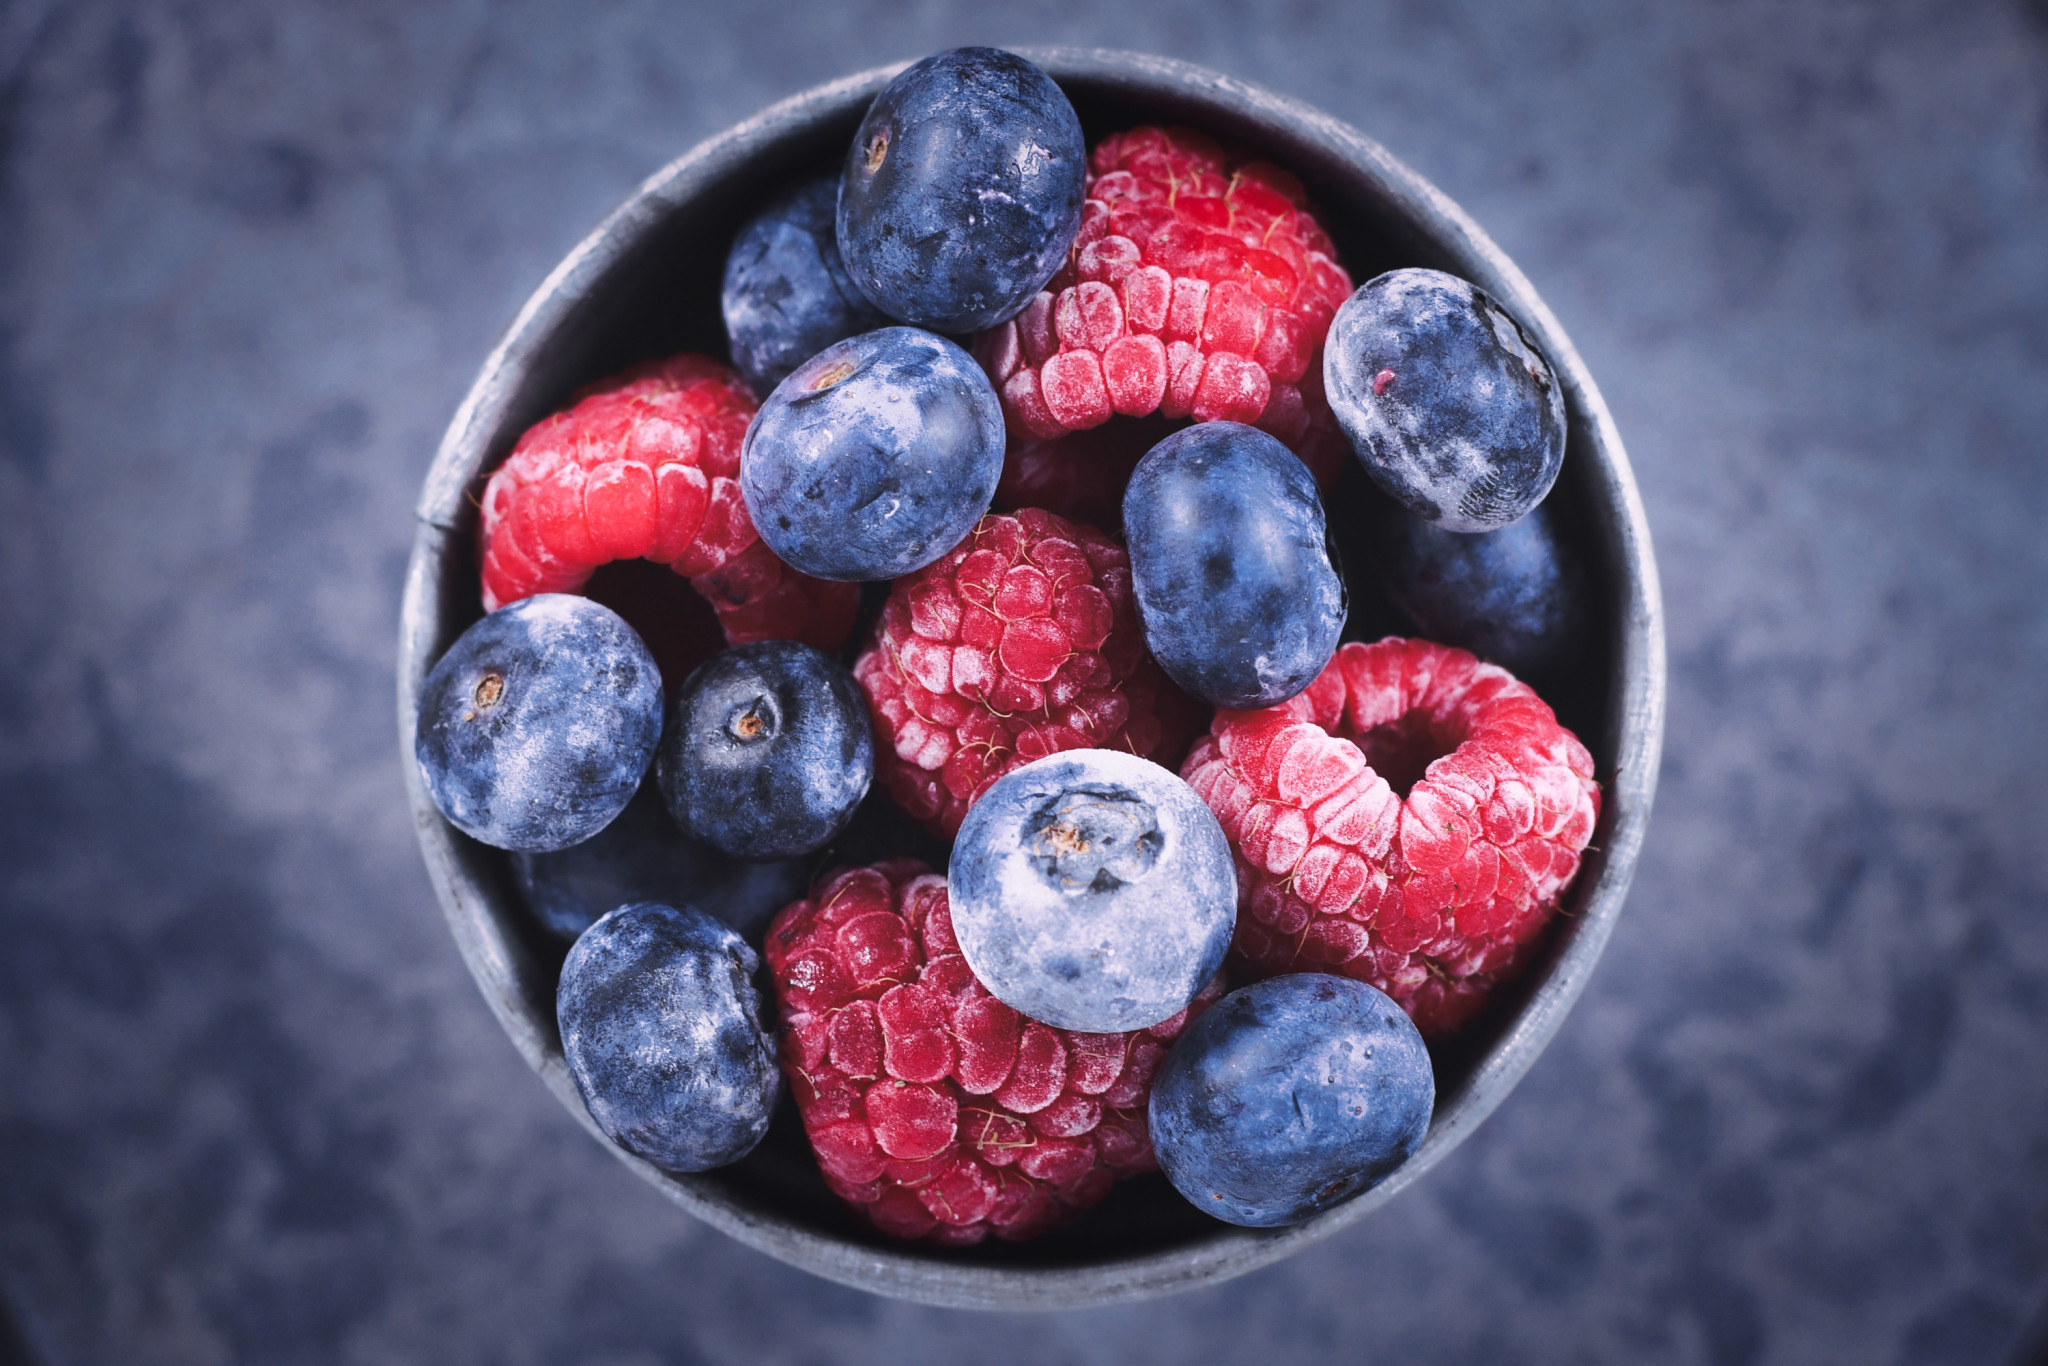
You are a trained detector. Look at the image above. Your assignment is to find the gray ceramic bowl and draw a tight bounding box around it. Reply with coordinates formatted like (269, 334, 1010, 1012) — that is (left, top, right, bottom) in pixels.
(397, 48, 1665, 1311)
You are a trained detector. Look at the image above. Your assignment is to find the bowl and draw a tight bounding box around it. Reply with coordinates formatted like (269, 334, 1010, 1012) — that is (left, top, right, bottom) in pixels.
(396, 47, 1665, 1311)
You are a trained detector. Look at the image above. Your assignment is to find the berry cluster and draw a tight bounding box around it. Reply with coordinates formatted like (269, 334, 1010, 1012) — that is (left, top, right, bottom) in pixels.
(414, 46, 1604, 1245)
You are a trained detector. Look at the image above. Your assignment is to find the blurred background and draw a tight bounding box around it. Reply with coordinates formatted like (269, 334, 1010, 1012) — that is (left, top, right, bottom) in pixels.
(2, 2, 2045, 1363)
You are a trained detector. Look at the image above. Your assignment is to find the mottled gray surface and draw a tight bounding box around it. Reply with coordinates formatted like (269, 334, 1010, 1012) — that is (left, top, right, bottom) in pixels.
(1, 3, 2044, 1364)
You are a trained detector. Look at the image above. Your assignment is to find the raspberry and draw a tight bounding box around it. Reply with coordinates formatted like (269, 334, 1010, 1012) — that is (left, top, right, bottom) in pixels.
(764, 859, 1221, 1244)
(992, 416, 1183, 530)
(1180, 638, 1600, 1037)
(853, 508, 1206, 839)
(477, 353, 857, 654)
(973, 126, 1354, 476)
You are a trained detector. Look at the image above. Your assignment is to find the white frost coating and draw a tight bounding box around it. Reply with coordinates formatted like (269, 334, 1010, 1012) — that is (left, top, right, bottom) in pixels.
(1015, 140, 1050, 178)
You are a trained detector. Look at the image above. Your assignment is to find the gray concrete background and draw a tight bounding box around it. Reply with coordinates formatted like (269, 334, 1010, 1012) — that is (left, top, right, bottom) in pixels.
(2, 2, 2045, 1363)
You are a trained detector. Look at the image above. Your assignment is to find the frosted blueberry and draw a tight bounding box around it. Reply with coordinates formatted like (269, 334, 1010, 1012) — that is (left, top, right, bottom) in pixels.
(1124, 422, 1347, 709)
(1325, 268, 1566, 532)
(721, 175, 888, 397)
(837, 47, 1086, 332)
(948, 750, 1235, 1033)
(655, 640, 872, 861)
(557, 902, 779, 1172)
(740, 327, 1003, 581)
(1150, 974, 1435, 1228)
(413, 594, 662, 852)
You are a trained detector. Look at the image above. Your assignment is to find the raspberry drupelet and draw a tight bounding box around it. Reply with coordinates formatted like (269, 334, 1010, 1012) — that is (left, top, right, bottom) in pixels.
(974, 126, 1354, 476)
(764, 859, 1222, 1244)
(477, 353, 857, 653)
(853, 508, 1206, 839)
(1181, 638, 1600, 1038)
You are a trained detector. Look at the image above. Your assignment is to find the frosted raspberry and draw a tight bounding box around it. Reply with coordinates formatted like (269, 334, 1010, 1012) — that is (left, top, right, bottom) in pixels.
(973, 126, 1354, 475)
(764, 860, 1221, 1244)
(477, 353, 857, 654)
(853, 508, 1206, 839)
(1181, 638, 1600, 1037)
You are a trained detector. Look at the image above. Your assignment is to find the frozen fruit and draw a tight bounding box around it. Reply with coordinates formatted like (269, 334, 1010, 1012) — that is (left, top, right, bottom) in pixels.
(557, 902, 779, 1172)
(512, 781, 809, 944)
(1124, 421, 1347, 709)
(740, 328, 1004, 581)
(974, 125, 1353, 453)
(764, 859, 1222, 1244)
(414, 594, 662, 852)
(1149, 973, 1433, 1227)
(948, 749, 1236, 1033)
(1180, 637, 1599, 1037)
(853, 507, 1207, 839)
(476, 352, 857, 651)
(838, 47, 1086, 333)
(1369, 493, 1589, 690)
(721, 175, 888, 397)
(1324, 268, 1565, 532)
(656, 640, 873, 861)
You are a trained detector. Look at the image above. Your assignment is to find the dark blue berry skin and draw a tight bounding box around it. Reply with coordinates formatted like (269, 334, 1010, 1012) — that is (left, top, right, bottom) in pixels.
(655, 641, 872, 862)
(557, 902, 779, 1173)
(948, 750, 1236, 1033)
(741, 327, 1003, 581)
(1123, 422, 1347, 710)
(1325, 268, 1566, 532)
(837, 47, 1085, 333)
(512, 782, 809, 944)
(414, 594, 662, 852)
(1372, 495, 1589, 687)
(721, 176, 888, 398)
(1150, 974, 1435, 1228)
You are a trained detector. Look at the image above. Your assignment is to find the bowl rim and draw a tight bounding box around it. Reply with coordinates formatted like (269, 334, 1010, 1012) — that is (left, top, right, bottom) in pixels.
(396, 46, 1666, 1311)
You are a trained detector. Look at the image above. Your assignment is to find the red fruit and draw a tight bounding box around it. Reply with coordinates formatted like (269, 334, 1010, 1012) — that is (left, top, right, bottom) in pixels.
(993, 416, 1184, 530)
(853, 508, 1207, 839)
(973, 126, 1354, 484)
(1180, 638, 1600, 1037)
(764, 860, 1222, 1244)
(476, 353, 857, 654)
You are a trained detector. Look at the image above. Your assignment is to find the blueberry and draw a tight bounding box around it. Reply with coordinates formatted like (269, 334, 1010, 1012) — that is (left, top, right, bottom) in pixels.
(1123, 422, 1347, 709)
(655, 640, 872, 861)
(1370, 494, 1589, 687)
(740, 327, 1003, 580)
(721, 175, 889, 398)
(512, 782, 810, 944)
(556, 902, 779, 1172)
(837, 47, 1085, 333)
(414, 594, 662, 852)
(947, 749, 1236, 1033)
(1150, 974, 1434, 1228)
(1325, 268, 1566, 532)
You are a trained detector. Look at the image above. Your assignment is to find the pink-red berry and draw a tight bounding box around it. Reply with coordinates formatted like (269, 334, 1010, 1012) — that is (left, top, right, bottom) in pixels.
(477, 353, 857, 654)
(974, 126, 1354, 470)
(764, 859, 1222, 1244)
(854, 508, 1207, 838)
(1181, 638, 1599, 1037)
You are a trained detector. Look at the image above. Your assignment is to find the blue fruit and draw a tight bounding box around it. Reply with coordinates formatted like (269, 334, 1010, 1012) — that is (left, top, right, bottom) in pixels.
(655, 640, 872, 861)
(1325, 268, 1566, 532)
(1371, 494, 1588, 686)
(1150, 974, 1435, 1228)
(837, 47, 1085, 333)
(1123, 422, 1347, 709)
(556, 902, 779, 1172)
(512, 782, 809, 944)
(414, 594, 662, 852)
(947, 749, 1236, 1033)
(721, 175, 889, 398)
(740, 327, 1003, 580)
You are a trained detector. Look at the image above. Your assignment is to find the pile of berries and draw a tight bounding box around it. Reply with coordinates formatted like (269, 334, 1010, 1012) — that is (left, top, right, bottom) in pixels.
(414, 48, 1600, 1244)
